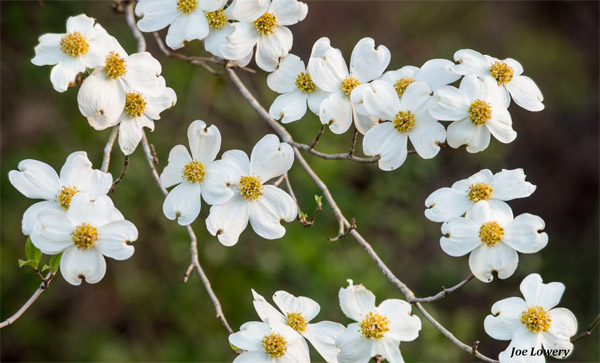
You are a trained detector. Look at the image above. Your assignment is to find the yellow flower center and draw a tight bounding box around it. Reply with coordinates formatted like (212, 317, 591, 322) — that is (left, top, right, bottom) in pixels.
(394, 77, 415, 97)
(183, 161, 206, 183)
(287, 312, 307, 333)
(124, 92, 146, 118)
(295, 72, 316, 93)
(254, 12, 278, 35)
(341, 77, 360, 97)
(205, 9, 227, 29)
(489, 61, 514, 85)
(72, 223, 98, 250)
(57, 186, 79, 210)
(521, 306, 551, 333)
(262, 332, 287, 358)
(104, 52, 126, 79)
(467, 183, 493, 202)
(60, 32, 89, 57)
(469, 99, 491, 126)
(393, 110, 416, 133)
(479, 221, 504, 247)
(238, 176, 263, 200)
(360, 312, 390, 339)
(177, 0, 197, 14)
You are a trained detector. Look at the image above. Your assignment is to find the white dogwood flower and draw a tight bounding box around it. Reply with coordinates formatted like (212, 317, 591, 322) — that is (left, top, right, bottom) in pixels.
(252, 289, 345, 362)
(160, 120, 233, 226)
(77, 46, 167, 130)
(484, 273, 577, 362)
(9, 152, 112, 236)
(205, 134, 296, 246)
(203, 6, 253, 67)
(336, 280, 421, 363)
(361, 80, 446, 171)
(229, 321, 309, 363)
(430, 74, 516, 153)
(453, 49, 544, 112)
(308, 37, 390, 135)
(135, 0, 227, 49)
(267, 54, 329, 123)
(117, 87, 177, 155)
(220, 0, 308, 72)
(441, 202, 548, 282)
(31, 14, 112, 93)
(30, 192, 137, 285)
(425, 168, 536, 223)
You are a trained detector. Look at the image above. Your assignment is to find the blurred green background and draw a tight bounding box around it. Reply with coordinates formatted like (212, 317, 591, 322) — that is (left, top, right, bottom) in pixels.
(1, 1, 598, 362)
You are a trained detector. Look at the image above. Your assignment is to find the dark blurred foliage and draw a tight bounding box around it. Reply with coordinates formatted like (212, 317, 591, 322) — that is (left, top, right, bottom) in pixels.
(1, 1, 598, 362)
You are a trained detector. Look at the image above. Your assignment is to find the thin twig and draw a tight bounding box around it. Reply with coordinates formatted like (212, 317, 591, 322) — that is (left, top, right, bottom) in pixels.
(0, 272, 54, 329)
(309, 124, 326, 151)
(110, 156, 129, 192)
(349, 128, 359, 157)
(328, 218, 356, 241)
(291, 141, 380, 163)
(223, 67, 497, 362)
(272, 174, 286, 187)
(101, 127, 119, 173)
(571, 314, 600, 342)
(152, 32, 221, 75)
(409, 274, 475, 303)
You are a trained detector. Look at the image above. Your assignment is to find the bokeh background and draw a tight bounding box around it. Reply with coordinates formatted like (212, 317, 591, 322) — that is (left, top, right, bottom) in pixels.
(1, 1, 598, 362)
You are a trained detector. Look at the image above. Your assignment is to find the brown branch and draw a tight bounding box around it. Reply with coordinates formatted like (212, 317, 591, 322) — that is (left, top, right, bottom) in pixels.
(110, 156, 129, 192)
(349, 128, 359, 157)
(0, 272, 55, 329)
(409, 274, 475, 303)
(308, 124, 326, 151)
(291, 141, 380, 163)
(101, 127, 119, 173)
(571, 314, 600, 342)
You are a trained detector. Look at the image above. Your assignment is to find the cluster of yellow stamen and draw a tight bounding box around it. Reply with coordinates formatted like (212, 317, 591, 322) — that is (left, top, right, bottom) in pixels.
(479, 221, 504, 247)
(254, 12, 278, 35)
(238, 176, 263, 200)
(177, 0, 197, 14)
(57, 186, 79, 209)
(125, 92, 146, 118)
(468, 99, 492, 126)
(183, 161, 206, 183)
(60, 32, 89, 57)
(262, 333, 287, 358)
(205, 9, 227, 29)
(394, 77, 414, 97)
(521, 306, 552, 333)
(393, 110, 416, 133)
(104, 52, 126, 79)
(489, 61, 514, 85)
(286, 313, 307, 333)
(467, 183, 493, 202)
(360, 312, 390, 339)
(341, 77, 360, 97)
(72, 223, 99, 250)
(295, 72, 316, 93)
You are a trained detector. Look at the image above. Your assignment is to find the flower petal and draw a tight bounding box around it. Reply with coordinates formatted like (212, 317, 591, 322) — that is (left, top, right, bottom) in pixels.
(417, 58, 460, 90)
(232, 350, 270, 363)
(371, 337, 405, 363)
(407, 115, 445, 159)
(269, 90, 308, 123)
(248, 185, 296, 239)
(187, 120, 221, 164)
(67, 193, 117, 227)
(544, 308, 577, 352)
(399, 81, 432, 116)
(469, 243, 519, 283)
(223, 149, 251, 175)
(22, 201, 63, 236)
(50, 56, 86, 93)
(424, 188, 472, 223)
(452, 49, 489, 76)
(165, 12, 209, 50)
(160, 145, 192, 188)
(446, 118, 491, 153)
(77, 72, 124, 129)
(124, 52, 165, 97)
(303, 321, 345, 363)
(361, 80, 400, 121)
(60, 246, 106, 285)
(144, 86, 177, 120)
(484, 297, 527, 341)
(250, 135, 294, 182)
(378, 299, 421, 342)
(519, 273, 565, 310)
(306, 89, 329, 115)
(319, 92, 353, 134)
(251, 289, 287, 324)
(206, 195, 249, 246)
(267, 54, 305, 94)
(354, 112, 379, 135)
(339, 280, 376, 322)
(487, 106, 516, 144)
(31, 33, 64, 66)
(307, 37, 348, 92)
(490, 169, 536, 201)
(162, 181, 202, 226)
(220, 22, 259, 61)
(269, 0, 308, 26)
(96, 220, 137, 260)
(227, 0, 269, 22)
(506, 75, 544, 112)
(429, 86, 470, 121)
(273, 290, 320, 322)
(336, 324, 374, 363)
(255, 26, 293, 72)
(498, 329, 544, 363)
(363, 122, 408, 171)
(30, 209, 75, 254)
(118, 116, 146, 155)
(503, 214, 548, 253)
(135, 0, 180, 32)
(9, 159, 61, 200)
(349, 37, 391, 83)
(60, 151, 112, 199)
(440, 217, 481, 257)
(229, 321, 271, 351)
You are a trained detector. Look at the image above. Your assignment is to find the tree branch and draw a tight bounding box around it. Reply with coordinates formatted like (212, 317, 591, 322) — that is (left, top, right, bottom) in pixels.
(409, 274, 475, 303)
(571, 313, 600, 342)
(101, 126, 119, 173)
(0, 272, 55, 329)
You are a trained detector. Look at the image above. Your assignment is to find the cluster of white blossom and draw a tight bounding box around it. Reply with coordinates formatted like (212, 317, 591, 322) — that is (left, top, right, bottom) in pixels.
(230, 281, 420, 363)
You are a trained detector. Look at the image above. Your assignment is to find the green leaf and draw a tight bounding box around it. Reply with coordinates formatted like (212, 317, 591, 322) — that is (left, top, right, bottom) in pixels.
(24, 238, 42, 265)
(298, 211, 307, 220)
(48, 253, 62, 273)
(18, 259, 39, 269)
(314, 195, 323, 208)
